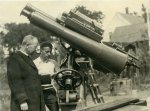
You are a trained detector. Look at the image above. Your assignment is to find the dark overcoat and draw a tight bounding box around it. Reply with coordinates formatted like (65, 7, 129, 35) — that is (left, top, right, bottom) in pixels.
(7, 51, 45, 111)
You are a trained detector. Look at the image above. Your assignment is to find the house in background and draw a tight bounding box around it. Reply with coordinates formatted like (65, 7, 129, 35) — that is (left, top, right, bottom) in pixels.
(110, 23, 149, 52)
(102, 6, 150, 89)
(103, 11, 145, 41)
(111, 23, 147, 41)
(110, 21, 149, 82)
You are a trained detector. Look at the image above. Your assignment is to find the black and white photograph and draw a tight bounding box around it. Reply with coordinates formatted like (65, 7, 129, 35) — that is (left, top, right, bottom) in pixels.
(0, 0, 150, 111)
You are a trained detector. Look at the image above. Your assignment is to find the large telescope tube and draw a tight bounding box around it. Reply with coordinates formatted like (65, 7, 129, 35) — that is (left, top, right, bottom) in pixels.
(21, 5, 129, 74)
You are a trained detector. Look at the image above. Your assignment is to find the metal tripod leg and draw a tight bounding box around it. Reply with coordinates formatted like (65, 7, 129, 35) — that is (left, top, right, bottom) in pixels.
(76, 57, 104, 104)
(87, 71, 104, 103)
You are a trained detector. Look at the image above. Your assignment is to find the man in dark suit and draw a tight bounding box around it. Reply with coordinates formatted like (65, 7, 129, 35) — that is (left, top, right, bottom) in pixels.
(7, 35, 46, 111)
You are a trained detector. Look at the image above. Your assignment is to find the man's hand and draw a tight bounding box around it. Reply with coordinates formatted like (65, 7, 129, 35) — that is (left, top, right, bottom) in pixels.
(20, 102, 28, 111)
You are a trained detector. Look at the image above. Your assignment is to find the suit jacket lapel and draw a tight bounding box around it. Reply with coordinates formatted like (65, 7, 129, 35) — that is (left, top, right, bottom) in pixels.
(17, 51, 37, 69)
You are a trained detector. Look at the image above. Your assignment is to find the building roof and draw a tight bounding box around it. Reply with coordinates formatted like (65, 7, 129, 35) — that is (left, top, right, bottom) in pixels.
(118, 13, 144, 24)
(110, 23, 148, 43)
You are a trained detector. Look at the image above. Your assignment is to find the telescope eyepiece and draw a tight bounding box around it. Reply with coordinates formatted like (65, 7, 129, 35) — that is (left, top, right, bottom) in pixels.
(20, 9, 31, 18)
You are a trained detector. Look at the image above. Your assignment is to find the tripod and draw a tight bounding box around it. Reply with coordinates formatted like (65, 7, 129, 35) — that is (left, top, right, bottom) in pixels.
(60, 48, 104, 105)
(76, 57, 104, 105)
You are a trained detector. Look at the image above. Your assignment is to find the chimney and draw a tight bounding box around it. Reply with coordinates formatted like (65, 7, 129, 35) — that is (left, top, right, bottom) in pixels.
(143, 13, 147, 23)
(125, 7, 129, 14)
(109, 32, 112, 40)
(133, 12, 137, 16)
(142, 4, 147, 23)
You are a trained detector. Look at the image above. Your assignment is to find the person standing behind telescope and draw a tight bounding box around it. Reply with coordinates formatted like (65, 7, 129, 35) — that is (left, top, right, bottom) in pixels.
(7, 35, 46, 111)
(34, 41, 59, 111)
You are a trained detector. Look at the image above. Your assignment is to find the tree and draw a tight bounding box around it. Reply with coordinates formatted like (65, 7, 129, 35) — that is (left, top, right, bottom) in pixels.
(74, 5, 105, 23)
(3, 23, 53, 48)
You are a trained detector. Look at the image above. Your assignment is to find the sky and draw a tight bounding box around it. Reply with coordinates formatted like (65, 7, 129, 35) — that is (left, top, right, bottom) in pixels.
(0, 0, 148, 29)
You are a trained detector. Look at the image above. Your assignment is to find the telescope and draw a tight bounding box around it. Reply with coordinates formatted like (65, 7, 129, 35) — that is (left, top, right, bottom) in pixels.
(20, 4, 139, 110)
(20, 4, 138, 74)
